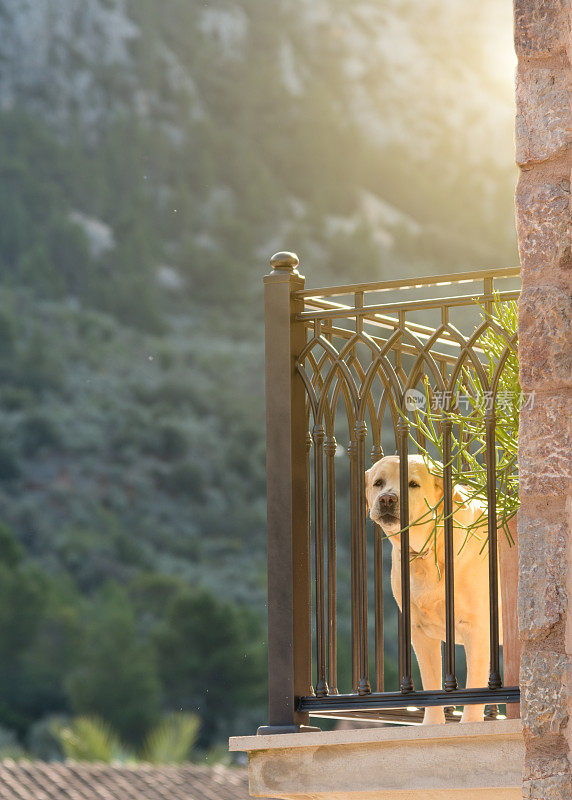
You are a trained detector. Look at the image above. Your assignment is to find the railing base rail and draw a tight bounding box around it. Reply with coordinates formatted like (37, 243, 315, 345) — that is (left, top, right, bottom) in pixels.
(298, 686, 520, 713)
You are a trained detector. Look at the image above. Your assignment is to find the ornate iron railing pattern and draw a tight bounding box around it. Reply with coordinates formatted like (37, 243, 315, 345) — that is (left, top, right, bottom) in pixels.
(258, 252, 520, 734)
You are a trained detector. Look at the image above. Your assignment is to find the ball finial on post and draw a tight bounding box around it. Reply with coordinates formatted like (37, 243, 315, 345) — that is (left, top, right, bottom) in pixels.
(270, 251, 299, 274)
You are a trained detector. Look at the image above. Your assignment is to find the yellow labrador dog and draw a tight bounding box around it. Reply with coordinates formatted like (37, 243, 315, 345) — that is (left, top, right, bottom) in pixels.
(365, 455, 500, 725)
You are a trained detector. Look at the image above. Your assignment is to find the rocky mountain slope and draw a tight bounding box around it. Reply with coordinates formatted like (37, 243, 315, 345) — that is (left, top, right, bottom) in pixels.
(0, 0, 517, 274)
(0, 0, 518, 748)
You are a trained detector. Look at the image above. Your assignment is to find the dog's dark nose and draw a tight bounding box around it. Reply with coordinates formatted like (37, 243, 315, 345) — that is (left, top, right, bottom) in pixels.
(378, 492, 398, 507)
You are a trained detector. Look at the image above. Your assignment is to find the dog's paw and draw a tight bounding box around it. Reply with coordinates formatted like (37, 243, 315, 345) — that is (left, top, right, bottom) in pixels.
(422, 708, 446, 725)
(460, 705, 484, 724)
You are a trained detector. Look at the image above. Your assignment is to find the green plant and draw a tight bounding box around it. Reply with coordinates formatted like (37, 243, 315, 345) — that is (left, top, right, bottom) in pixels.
(56, 712, 200, 764)
(400, 298, 519, 558)
(57, 716, 129, 762)
(65, 584, 161, 745)
(140, 712, 200, 764)
(19, 412, 60, 457)
(152, 588, 267, 745)
(0, 445, 21, 482)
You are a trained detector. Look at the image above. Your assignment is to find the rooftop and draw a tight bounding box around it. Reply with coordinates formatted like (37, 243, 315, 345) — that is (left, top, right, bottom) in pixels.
(0, 759, 258, 800)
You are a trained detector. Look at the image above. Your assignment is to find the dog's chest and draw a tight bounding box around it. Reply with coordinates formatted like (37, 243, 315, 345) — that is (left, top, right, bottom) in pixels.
(391, 554, 443, 610)
(410, 567, 444, 619)
(390, 550, 478, 641)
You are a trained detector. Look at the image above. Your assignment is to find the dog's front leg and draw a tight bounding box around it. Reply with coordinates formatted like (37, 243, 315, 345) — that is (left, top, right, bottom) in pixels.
(461, 627, 489, 723)
(411, 625, 446, 725)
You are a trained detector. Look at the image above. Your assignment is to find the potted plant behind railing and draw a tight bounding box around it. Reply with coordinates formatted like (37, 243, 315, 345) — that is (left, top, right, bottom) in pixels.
(403, 298, 519, 549)
(401, 297, 521, 717)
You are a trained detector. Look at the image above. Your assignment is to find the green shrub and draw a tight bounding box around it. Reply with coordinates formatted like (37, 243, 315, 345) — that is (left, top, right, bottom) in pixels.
(156, 461, 205, 499)
(152, 588, 266, 745)
(66, 584, 161, 745)
(0, 444, 21, 482)
(17, 330, 65, 395)
(19, 413, 60, 457)
(0, 386, 34, 411)
(145, 421, 189, 461)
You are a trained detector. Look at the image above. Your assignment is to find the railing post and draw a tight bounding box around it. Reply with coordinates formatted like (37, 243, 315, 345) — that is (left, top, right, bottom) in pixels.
(500, 515, 520, 718)
(257, 252, 319, 735)
(397, 417, 414, 694)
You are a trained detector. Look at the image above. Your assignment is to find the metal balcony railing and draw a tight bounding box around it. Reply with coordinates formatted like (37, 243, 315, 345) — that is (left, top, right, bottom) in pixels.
(259, 252, 521, 733)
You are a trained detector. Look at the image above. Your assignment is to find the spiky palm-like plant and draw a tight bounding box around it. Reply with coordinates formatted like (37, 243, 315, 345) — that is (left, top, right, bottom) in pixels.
(140, 713, 200, 765)
(57, 716, 131, 763)
(398, 298, 519, 559)
(56, 712, 200, 764)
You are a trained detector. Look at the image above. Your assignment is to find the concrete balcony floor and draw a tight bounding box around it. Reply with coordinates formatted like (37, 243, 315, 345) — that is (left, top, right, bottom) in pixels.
(229, 719, 523, 800)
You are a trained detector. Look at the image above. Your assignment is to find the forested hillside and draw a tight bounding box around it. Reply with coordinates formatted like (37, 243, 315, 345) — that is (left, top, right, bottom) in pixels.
(0, 0, 517, 755)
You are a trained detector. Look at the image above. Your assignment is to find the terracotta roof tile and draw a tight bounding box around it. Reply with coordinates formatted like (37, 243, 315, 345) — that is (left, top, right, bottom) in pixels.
(0, 760, 263, 800)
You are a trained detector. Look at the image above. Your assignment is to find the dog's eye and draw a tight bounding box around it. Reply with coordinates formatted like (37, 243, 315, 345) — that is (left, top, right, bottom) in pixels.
(409, 480, 420, 488)
(374, 478, 384, 487)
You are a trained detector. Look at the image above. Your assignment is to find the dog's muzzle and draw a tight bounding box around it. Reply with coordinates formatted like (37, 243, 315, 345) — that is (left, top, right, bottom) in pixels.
(373, 491, 399, 525)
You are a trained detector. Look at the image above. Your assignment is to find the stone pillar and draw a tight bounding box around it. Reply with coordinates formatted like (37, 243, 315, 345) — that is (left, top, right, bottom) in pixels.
(514, 2, 572, 798)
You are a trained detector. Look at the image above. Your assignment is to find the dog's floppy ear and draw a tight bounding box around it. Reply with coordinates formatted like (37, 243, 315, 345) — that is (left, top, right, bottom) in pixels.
(452, 483, 471, 509)
(451, 483, 486, 533)
(431, 472, 469, 509)
(364, 467, 371, 512)
(431, 470, 444, 500)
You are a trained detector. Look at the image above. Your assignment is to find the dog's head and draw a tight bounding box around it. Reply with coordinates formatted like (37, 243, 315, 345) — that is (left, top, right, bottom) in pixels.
(365, 455, 468, 551)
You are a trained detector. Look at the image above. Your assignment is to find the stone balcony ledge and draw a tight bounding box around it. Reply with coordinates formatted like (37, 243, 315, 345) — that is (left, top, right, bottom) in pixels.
(230, 719, 524, 800)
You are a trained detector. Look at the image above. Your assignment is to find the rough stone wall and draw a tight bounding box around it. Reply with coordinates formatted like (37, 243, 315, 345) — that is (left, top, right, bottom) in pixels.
(514, 2, 572, 798)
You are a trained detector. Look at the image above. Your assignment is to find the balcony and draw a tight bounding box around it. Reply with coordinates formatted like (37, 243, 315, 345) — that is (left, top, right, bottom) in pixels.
(230, 253, 523, 799)
(231, 719, 524, 799)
